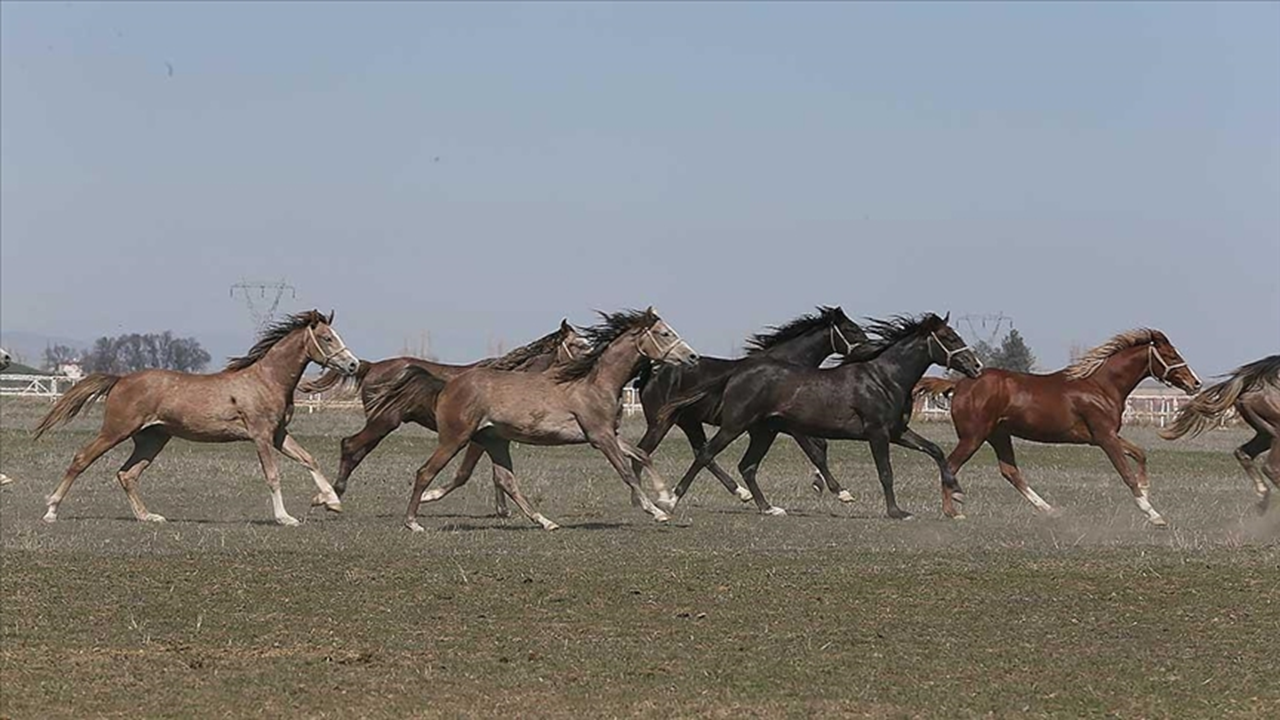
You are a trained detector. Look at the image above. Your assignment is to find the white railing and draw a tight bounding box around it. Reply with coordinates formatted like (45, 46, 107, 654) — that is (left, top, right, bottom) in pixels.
(0, 374, 77, 398)
(914, 392, 1229, 428)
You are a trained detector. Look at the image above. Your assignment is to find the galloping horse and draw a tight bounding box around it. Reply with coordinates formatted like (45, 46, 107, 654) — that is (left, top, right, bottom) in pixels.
(35, 311, 359, 525)
(369, 308, 698, 531)
(634, 307, 869, 505)
(658, 314, 982, 518)
(915, 329, 1200, 525)
(0, 347, 12, 486)
(1161, 355, 1280, 513)
(301, 320, 590, 515)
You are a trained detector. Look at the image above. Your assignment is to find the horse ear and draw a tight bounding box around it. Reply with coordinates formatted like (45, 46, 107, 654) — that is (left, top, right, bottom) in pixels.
(943, 311, 950, 323)
(644, 306, 657, 320)
(327, 309, 335, 325)
(560, 318, 572, 332)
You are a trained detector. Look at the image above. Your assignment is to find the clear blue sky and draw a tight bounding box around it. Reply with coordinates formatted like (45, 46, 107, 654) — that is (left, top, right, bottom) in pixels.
(2, 2, 1276, 373)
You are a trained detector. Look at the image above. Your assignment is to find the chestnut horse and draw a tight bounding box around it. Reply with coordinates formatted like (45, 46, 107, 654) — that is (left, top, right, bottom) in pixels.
(369, 308, 698, 531)
(1161, 355, 1280, 513)
(34, 311, 359, 525)
(301, 320, 590, 515)
(915, 329, 1201, 525)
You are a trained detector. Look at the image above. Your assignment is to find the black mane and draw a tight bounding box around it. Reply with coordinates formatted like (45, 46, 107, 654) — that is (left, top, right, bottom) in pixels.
(487, 324, 572, 371)
(745, 306, 849, 355)
(556, 309, 656, 382)
(226, 310, 329, 371)
(839, 313, 942, 366)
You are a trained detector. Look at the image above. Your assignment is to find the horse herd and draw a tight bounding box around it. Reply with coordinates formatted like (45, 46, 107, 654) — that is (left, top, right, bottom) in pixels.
(4, 307, 1278, 531)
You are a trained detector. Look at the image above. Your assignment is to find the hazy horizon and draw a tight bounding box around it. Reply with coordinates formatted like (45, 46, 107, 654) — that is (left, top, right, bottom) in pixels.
(2, 2, 1277, 376)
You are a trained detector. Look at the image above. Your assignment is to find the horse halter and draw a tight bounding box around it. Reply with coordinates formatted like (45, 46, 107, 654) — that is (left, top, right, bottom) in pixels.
(1147, 343, 1195, 387)
(642, 325, 686, 362)
(830, 324, 859, 356)
(560, 338, 580, 360)
(929, 331, 981, 372)
(307, 325, 350, 368)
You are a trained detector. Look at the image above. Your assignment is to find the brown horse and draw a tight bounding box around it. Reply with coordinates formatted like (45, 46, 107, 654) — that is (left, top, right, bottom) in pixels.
(1161, 355, 1280, 513)
(301, 320, 590, 515)
(915, 329, 1201, 525)
(369, 308, 698, 531)
(35, 311, 359, 525)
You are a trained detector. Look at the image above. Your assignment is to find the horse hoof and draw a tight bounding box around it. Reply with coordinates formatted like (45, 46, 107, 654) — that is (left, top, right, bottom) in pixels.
(888, 510, 914, 520)
(41, 511, 57, 524)
(141, 513, 167, 523)
(421, 489, 445, 503)
(1149, 516, 1169, 528)
(653, 511, 671, 523)
(0, 474, 14, 486)
(1043, 506, 1063, 518)
(655, 497, 678, 513)
(811, 482, 824, 495)
(735, 487, 754, 503)
(543, 521, 561, 531)
(325, 501, 343, 514)
(495, 509, 512, 519)
(952, 492, 966, 505)
(276, 515, 300, 527)
(950, 513, 967, 521)
(762, 506, 787, 517)
(405, 520, 426, 532)
(837, 490, 855, 504)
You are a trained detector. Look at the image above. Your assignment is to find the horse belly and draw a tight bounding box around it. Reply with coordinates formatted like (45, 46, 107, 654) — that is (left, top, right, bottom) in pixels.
(484, 413, 586, 446)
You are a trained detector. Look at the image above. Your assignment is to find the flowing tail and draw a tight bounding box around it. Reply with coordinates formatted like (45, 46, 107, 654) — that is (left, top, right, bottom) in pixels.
(366, 365, 448, 421)
(1160, 375, 1244, 440)
(652, 372, 732, 427)
(298, 360, 371, 396)
(33, 373, 120, 439)
(913, 376, 959, 401)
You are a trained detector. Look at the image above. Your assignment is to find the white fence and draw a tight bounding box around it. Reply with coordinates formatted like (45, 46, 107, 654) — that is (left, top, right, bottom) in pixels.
(0, 374, 1227, 428)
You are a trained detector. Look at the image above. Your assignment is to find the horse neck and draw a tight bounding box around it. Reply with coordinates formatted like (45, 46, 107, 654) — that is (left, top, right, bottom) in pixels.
(586, 331, 646, 395)
(759, 329, 834, 366)
(1090, 345, 1151, 401)
(250, 331, 313, 392)
(517, 354, 556, 372)
(855, 335, 935, 399)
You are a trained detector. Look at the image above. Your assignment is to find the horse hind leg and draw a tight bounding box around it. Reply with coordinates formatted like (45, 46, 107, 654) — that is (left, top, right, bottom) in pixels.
(793, 435, 854, 504)
(116, 427, 171, 522)
(419, 441, 485, 504)
(1230, 430, 1271, 513)
(681, 420, 752, 503)
(1096, 434, 1166, 527)
(1261, 435, 1280, 514)
(482, 439, 559, 531)
(738, 428, 784, 515)
(988, 431, 1055, 516)
(334, 414, 398, 498)
(44, 430, 131, 523)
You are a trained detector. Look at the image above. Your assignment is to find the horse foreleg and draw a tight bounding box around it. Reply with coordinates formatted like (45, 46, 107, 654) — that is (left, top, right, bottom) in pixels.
(481, 439, 558, 530)
(588, 429, 669, 522)
(405, 436, 469, 532)
(667, 427, 744, 513)
(335, 414, 399, 498)
(1097, 434, 1166, 527)
(253, 438, 298, 526)
(793, 435, 853, 504)
(277, 432, 342, 513)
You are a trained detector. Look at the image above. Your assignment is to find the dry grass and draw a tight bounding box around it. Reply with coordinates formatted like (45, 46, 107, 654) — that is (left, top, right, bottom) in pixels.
(2, 397, 1277, 718)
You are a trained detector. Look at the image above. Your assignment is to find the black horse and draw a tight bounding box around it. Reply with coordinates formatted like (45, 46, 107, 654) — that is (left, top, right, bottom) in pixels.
(633, 307, 870, 511)
(656, 313, 983, 519)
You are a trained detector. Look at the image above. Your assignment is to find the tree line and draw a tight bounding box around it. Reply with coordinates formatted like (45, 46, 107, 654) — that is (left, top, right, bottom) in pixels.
(43, 332, 211, 374)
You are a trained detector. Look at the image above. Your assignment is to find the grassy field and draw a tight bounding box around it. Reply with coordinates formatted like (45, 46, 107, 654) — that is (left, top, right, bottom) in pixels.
(2, 396, 1277, 718)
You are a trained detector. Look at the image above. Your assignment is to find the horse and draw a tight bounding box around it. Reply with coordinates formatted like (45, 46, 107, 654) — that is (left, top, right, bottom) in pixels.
(368, 308, 698, 532)
(300, 320, 590, 516)
(0, 347, 12, 486)
(914, 328, 1201, 525)
(657, 313, 982, 518)
(1160, 355, 1280, 513)
(34, 310, 360, 525)
(633, 306, 870, 506)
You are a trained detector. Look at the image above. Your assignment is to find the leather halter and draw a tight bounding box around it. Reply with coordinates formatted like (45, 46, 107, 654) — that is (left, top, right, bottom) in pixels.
(928, 331, 981, 372)
(642, 325, 687, 362)
(307, 325, 350, 369)
(830, 324, 859, 355)
(1147, 343, 1195, 387)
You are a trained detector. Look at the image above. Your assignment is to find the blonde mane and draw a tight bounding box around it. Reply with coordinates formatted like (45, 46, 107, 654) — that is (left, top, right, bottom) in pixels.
(1062, 329, 1156, 380)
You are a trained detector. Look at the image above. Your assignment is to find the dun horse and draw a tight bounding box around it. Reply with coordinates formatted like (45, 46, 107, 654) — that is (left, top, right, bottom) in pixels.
(301, 320, 589, 515)
(34, 311, 359, 525)
(658, 314, 981, 518)
(370, 308, 698, 531)
(1161, 355, 1280, 513)
(915, 329, 1200, 525)
(634, 307, 869, 505)
(0, 347, 12, 486)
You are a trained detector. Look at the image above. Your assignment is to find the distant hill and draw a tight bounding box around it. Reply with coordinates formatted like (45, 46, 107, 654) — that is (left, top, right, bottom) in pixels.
(2, 362, 48, 375)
